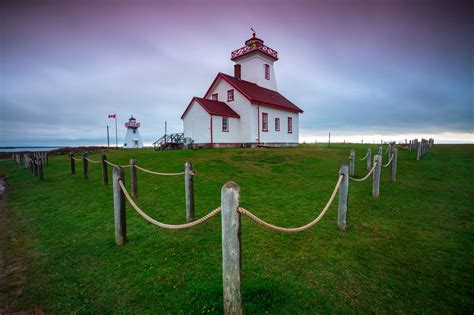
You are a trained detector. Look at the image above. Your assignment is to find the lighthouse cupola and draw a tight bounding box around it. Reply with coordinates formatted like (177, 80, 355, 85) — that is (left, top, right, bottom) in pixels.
(123, 115, 144, 148)
(230, 30, 278, 91)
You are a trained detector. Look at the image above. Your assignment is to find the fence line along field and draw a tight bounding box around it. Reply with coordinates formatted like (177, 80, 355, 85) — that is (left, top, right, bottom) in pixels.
(1, 143, 473, 313)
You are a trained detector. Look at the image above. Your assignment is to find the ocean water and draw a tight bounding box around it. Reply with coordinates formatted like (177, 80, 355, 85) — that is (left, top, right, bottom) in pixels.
(0, 147, 61, 153)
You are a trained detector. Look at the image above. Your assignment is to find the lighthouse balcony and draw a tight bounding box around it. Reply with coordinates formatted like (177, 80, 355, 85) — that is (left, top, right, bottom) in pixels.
(231, 44, 278, 61)
(125, 122, 140, 128)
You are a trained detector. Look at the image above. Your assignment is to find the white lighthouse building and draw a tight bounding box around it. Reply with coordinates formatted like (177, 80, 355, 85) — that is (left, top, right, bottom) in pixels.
(123, 115, 143, 148)
(181, 31, 303, 147)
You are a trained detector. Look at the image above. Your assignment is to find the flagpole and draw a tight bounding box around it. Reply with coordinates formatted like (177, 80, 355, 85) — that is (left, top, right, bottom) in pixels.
(115, 116, 118, 148)
(107, 125, 110, 147)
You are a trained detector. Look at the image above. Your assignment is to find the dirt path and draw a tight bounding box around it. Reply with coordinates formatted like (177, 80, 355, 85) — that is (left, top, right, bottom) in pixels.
(0, 176, 40, 314)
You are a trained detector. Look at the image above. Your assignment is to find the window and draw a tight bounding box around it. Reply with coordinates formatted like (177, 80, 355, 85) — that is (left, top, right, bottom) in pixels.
(264, 64, 270, 80)
(275, 118, 280, 131)
(262, 112, 268, 132)
(212, 93, 218, 101)
(227, 89, 234, 102)
(222, 117, 229, 132)
(133, 129, 136, 134)
(288, 117, 293, 133)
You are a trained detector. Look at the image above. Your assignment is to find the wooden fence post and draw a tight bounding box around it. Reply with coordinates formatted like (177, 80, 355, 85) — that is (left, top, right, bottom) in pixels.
(378, 146, 383, 156)
(38, 160, 44, 180)
(416, 142, 421, 160)
(372, 154, 381, 197)
(112, 166, 126, 245)
(45, 152, 49, 166)
(366, 148, 372, 172)
(101, 154, 108, 185)
(221, 181, 242, 315)
(185, 161, 195, 222)
(338, 164, 349, 231)
(130, 159, 137, 199)
(28, 155, 33, 173)
(390, 147, 397, 182)
(70, 152, 76, 175)
(33, 158, 39, 177)
(83, 153, 89, 179)
(349, 149, 355, 176)
(387, 143, 392, 161)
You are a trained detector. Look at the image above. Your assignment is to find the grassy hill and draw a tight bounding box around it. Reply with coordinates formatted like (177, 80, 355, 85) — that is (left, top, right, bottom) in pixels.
(1, 144, 473, 313)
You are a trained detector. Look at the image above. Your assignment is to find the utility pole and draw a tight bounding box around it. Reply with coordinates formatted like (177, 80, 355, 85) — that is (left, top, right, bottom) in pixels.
(107, 125, 110, 147)
(328, 132, 331, 148)
(115, 116, 118, 148)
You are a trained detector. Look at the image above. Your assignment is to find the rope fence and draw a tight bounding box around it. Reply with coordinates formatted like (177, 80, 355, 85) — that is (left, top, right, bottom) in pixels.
(350, 161, 377, 182)
(85, 157, 101, 164)
(359, 152, 369, 160)
(12, 152, 48, 181)
(64, 141, 435, 314)
(117, 179, 220, 230)
(135, 164, 185, 176)
(409, 138, 434, 160)
(383, 154, 394, 167)
(237, 174, 344, 234)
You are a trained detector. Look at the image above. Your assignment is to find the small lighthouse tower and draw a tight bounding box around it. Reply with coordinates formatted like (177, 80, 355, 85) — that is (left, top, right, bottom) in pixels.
(123, 115, 143, 148)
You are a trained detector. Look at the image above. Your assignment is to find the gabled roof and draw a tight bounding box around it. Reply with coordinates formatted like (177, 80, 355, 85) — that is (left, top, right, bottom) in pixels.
(204, 73, 303, 113)
(181, 97, 240, 119)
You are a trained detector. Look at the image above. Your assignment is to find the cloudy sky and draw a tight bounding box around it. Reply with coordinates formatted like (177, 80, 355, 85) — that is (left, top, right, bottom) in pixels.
(1, 0, 472, 146)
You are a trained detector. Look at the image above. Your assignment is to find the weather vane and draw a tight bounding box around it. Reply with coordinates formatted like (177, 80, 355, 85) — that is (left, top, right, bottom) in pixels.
(251, 27, 256, 37)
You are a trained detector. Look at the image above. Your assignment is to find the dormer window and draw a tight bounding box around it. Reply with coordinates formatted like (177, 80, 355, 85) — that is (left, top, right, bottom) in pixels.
(264, 64, 270, 80)
(227, 89, 234, 102)
(212, 93, 218, 101)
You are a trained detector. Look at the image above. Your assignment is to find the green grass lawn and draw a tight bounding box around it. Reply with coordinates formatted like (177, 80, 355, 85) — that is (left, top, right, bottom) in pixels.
(1, 144, 473, 313)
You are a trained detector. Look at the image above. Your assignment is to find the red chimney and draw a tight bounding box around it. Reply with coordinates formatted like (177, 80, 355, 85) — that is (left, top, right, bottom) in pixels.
(234, 64, 241, 79)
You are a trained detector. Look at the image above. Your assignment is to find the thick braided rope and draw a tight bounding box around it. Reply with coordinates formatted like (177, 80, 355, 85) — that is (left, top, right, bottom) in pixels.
(383, 154, 394, 167)
(350, 161, 377, 182)
(384, 147, 389, 154)
(237, 175, 344, 234)
(72, 157, 82, 161)
(85, 157, 101, 164)
(135, 164, 185, 176)
(359, 152, 369, 160)
(104, 160, 130, 168)
(119, 180, 220, 229)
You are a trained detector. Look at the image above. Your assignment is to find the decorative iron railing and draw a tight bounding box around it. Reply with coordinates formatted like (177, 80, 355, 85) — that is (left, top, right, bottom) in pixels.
(231, 44, 278, 60)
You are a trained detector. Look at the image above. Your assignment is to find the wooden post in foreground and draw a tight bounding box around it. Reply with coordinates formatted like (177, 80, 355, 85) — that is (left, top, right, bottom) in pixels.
(101, 154, 108, 185)
(83, 153, 89, 179)
(70, 153, 76, 175)
(390, 147, 398, 182)
(38, 160, 44, 180)
(338, 164, 349, 231)
(366, 148, 372, 172)
(221, 181, 242, 315)
(112, 166, 126, 245)
(372, 154, 382, 197)
(349, 149, 355, 176)
(130, 159, 137, 199)
(185, 161, 195, 222)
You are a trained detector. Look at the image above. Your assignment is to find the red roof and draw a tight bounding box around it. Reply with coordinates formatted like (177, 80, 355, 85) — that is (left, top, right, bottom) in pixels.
(181, 97, 240, 119)
(204, 73, 303, 113)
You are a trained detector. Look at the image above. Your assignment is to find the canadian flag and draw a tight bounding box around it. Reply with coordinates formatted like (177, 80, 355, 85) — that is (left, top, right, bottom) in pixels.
(108, 114, 116, 118)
